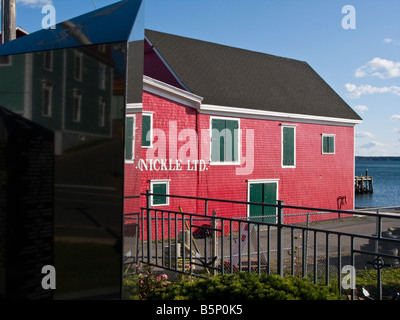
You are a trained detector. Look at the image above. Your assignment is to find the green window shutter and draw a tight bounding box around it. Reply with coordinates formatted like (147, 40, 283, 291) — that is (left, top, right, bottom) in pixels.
(328, 136, 335, 153)
(323, 136, 335, 153)
(226, 119, 239, 162)
(211, 118, 239, 162)
(142, 114, 151, 147)
(283, 127, 295, 166)
(249, 183, 263, 218)
(211, 119, 226, 162)
(152, 183, 167, 205)
(125, 117, 134, 160)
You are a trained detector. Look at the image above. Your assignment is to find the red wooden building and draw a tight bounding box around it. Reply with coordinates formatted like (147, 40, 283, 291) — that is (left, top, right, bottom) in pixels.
(124, 30, 362, 224)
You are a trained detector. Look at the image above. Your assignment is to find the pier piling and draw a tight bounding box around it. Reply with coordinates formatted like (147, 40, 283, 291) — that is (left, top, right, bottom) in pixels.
(355, 170, 373, 194)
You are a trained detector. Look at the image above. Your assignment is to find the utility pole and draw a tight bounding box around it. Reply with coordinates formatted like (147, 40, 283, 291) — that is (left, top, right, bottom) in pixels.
(1, 0, 16, 43)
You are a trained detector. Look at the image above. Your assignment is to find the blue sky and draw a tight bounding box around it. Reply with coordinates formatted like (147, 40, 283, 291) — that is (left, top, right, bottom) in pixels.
(6, 0, 400, 156)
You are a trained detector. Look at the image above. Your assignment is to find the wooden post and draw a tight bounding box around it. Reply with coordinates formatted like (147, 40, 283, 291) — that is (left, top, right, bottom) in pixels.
(1, 0, 16, 43)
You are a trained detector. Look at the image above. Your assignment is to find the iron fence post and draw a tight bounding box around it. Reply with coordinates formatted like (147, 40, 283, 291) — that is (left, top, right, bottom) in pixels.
(376, 208, 383, 300)
(212, 209, 217, 275)
(277, 200, 284, 277)
(146, 189, 151, 264)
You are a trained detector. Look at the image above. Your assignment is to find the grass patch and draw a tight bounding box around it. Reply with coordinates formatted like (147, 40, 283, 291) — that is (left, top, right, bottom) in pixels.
(355, 267, 400, 298)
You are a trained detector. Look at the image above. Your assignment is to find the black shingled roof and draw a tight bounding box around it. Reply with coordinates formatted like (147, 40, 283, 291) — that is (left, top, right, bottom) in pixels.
(145, 29, 361, 121)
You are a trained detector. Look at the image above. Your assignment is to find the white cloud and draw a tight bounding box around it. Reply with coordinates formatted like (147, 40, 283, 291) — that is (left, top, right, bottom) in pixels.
(358, 141, 385, 149)
(17, 0, 52, 7)
(353, 105, 368, 113)
(391, 115, 400, 121)
(383, 38, 400, 45)
(355, 132, 374, 138)
(345, 83, 400, 98)
(355, 57, 400, 79)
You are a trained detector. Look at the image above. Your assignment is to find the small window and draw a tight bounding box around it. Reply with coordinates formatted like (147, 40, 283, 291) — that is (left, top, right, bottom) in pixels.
(125, 115, 135, 162)
(98, 97, 106, 127)
(43, 51, 53, 71)
(73, 90, 82, 122)
(282, 125, 296, 167)
(322, 134, 335, 154)
(142, 113, 153, 148)
(42, 82, 53, 117)
(99, 63, 106, 90)
(211, 117, 239, 164)
(0, 55, 11, 66)
(150, 180, 169, 206)
(74, 51, 83, 81)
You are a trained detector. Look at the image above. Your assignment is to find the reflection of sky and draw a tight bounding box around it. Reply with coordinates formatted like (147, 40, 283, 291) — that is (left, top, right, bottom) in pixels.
(0, 0, 142, 56)
(112, 46, 126, 77)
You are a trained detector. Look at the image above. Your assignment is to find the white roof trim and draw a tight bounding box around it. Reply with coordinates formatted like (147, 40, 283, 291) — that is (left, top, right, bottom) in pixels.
(143, 75, 203, 110)
(199, 104, 362, 126)
(126, 102, 142, 113)
(137, 76, 362, 126)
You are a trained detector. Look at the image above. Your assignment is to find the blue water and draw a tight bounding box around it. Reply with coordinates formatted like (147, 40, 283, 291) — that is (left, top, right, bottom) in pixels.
(355, 157, 400, 208)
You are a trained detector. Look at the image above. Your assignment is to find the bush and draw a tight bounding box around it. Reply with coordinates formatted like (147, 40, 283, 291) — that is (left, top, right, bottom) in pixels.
(122, 264, 170, 300)
(147, 272, 344, 300)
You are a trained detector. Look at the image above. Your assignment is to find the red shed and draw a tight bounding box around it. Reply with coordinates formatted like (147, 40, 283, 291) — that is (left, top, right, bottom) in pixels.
(124, 30, 362, 224)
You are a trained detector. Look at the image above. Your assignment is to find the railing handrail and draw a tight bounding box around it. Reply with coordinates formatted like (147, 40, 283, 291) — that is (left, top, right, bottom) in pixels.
(139, 191, 400, 220)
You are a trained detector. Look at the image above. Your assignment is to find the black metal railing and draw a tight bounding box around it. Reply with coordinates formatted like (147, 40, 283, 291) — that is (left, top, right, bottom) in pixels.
(128, 191, 400, 300)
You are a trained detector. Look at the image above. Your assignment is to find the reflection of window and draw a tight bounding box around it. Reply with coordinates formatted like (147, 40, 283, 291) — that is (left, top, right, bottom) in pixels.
(282, 125, 296, 167)
(125, 115, 135, 162)
(211, 117, 239, 164)
(150, 180, 169, 206)
(322, 134, 335, 154)
(43, 51, 53, 71)
(74, 51, 83, 81)
(42, 82, 53, 117)
(0, 55, 11, 66)
(99, 63, 106, 90)
(73, 90, 82, 123)
(141, 113, 153, 148)
(98, 97, 106, 127)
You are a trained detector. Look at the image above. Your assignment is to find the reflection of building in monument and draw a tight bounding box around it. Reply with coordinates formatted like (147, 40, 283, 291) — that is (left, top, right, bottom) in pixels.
(0, 44, 124, 155)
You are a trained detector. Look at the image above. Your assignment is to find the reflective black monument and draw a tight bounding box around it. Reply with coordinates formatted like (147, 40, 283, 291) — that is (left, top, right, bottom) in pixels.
(0, 0, 143, 299)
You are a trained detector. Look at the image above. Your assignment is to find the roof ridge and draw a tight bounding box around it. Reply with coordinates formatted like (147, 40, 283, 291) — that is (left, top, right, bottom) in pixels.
(145, 29, 307, 65)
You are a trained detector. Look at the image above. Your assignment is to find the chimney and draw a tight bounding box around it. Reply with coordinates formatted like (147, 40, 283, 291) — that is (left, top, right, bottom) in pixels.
(1, 0, 16, 43)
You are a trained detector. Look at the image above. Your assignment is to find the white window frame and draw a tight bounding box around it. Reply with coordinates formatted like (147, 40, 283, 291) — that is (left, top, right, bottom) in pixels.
(74, 51, 83, 81)
(99, 63, 106, 90)
(43, 50, 53, 71)
(281, 124, 296, 168)
(125, 114, 136, 163)
(246, 179, 279, 221)
(322, 134, 336, 154)
(150, 180, 170, 207)
(72, 89, 82, 123)
(42, 81, 53, 117)
(98, 97, 106, 127)
(209, 116, 241, 165)
(142, 111, 153, 148)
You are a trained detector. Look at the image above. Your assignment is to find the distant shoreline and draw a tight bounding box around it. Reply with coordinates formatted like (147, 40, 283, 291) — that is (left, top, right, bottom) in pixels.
(355, 156, 400, 161)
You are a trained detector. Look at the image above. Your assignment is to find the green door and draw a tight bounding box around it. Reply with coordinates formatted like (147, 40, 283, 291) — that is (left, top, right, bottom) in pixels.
(249, 182, 277, 223)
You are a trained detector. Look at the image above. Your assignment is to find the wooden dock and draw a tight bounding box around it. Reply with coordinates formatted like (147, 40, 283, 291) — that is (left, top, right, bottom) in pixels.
(355, 171, 373, 194)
